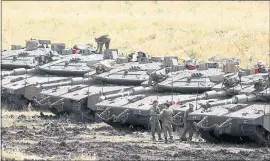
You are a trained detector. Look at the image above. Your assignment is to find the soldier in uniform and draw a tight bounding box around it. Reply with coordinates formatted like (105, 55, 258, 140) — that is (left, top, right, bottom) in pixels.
(180, 103, 195, 141)
(149, 100, 162, 141)
(159, 104, 174, 143)
(95, 35, 111, 54)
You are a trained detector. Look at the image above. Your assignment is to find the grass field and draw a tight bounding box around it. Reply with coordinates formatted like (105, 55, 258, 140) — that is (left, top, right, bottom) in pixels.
(2, 1, 269, 67)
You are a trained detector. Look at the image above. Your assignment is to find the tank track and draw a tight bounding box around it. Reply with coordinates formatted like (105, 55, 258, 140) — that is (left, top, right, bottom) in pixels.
(1, 94, 29, 110)
(195, 117, 253, 144)
(195, 123, 220, 143)
(194, 117, 220, 143)
(241, 124, 270, 146)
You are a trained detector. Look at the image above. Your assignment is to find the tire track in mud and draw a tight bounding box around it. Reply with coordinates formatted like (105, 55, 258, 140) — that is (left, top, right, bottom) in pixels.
(2, 113, 270, 160)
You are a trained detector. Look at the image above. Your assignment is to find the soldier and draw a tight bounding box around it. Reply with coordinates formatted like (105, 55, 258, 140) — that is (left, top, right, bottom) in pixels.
(180, 103, 195, 141)
(149, 100, 162, 141)
(159, 104, 174, 143)
(95, 35, 111, 54)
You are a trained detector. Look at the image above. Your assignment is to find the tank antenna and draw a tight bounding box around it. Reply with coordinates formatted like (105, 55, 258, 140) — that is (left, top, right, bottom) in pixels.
(171, 65, 174, 102)
(48, 65, 50, 84)
(195, 81, 199, 110)
(264, 73, 270, 115)
(87, 72, 90, 97)
(24, 66, 27, 94)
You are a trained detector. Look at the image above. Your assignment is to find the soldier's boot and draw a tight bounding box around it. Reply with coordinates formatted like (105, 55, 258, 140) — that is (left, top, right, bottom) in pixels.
(164, 137, 168, 144)
(158, 134, 163, 140)
(188, 137, 193, 142)
(152, 135, 156, 141)
(169, 136, 174, 142)
(180, 136, 187, 141)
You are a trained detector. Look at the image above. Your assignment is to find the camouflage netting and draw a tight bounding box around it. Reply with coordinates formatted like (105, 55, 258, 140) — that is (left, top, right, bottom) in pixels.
(26, 40, 39, 51)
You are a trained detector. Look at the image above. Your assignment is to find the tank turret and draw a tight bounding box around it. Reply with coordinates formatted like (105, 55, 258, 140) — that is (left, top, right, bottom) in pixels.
(1, 39, 60, 70)
(173, 73, 269, 104)
(187, 82, 270, 146)
(35, 83, 133, 117)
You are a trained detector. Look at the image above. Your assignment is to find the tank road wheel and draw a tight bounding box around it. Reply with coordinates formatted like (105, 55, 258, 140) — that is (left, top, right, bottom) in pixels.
(197, 128, 220, 143)
(49, 107, 61, 116)
(194, 119, 220, 143)
(253, 126, 270, 146)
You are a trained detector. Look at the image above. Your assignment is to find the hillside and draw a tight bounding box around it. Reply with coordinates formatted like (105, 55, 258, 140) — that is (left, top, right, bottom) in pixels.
(2, 1, 269, 67)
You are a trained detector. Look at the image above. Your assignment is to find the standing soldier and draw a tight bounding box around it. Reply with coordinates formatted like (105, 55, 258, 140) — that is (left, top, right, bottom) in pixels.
(149, 100, 162, 141)
(95, 35, 111, 54)
(180, 103, 195, 141)
(159, 104, 174, 143)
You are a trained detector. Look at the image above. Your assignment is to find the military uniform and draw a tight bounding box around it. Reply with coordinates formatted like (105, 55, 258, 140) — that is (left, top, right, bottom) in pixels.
(159, 107, 174, 143)
(149, 101, 162, 140)
(180, 104, 195, 141)
(95, 35, 111, 53)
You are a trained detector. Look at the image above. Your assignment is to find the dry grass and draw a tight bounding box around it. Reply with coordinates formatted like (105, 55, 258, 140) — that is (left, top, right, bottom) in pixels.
(74, 154, 99, 161)
(1, 109, 51, 127)
(2, 1, 269, 67)
(2, 150, 43, 160)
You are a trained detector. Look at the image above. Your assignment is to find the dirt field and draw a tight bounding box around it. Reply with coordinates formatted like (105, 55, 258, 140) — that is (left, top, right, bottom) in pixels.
(2, 109, 270, 161)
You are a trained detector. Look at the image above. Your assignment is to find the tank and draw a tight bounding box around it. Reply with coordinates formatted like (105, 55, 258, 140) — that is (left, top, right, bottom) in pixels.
(1, 48, 134, 113)
(94, 63, 228, 128)
(187, 73, 270, 145)
(36, 82, 133, 116)
(38, 54, 104, 76)
(167, 72, 269, 130)
(94, 55, 180, 85)
(153, 68, 225, 93)
(1, 73, 72, 109)
(95, 92, 196, 128)
(173, 72, 269, 105)
(1, 39, 61, 70)
(37, 49, 126, 77)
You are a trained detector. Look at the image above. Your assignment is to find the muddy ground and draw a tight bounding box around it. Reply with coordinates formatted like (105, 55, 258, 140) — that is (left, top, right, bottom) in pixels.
(1, 109, 270, 161)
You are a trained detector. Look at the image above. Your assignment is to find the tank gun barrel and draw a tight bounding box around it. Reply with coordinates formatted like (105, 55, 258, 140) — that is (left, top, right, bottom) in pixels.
(205, 89, 270, 108)
(1, 68, 37, 77)
(178, 90, 235, 104)
(37, 77, 93, 89)
(100, 86, 154, 100)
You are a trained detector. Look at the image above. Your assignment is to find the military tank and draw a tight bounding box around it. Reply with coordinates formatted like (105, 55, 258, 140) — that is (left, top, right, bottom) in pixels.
(35, 80, 133, 117)
(2, 47, 147, 115)
(94, 61, 228, 128)
(173, 72, 269, 105)
(1, 73, 72, 109)
(1, 49, 121, 109)
(1, 39, 61, 70)
(37, 48, 124, 77)
(187, 73, 270, 145)
(30, 51, 154, 116)
(94, 55, 180, 85)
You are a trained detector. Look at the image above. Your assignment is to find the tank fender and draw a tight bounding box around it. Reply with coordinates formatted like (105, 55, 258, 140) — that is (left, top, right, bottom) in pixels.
(263, 115, 270, 132)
